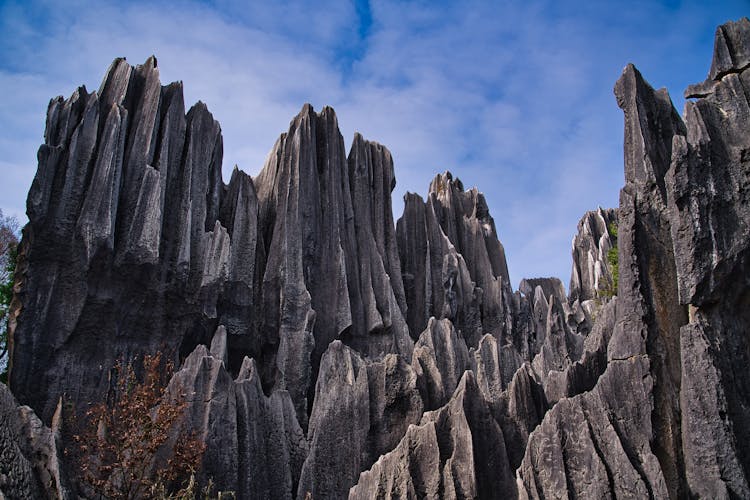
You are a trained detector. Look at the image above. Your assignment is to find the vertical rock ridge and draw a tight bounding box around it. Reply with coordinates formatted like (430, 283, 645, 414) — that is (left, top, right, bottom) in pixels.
(666, 17, 750, 497)
(569, 207, 618, 305)
(11, 57, 232, 424)
(397, 171, 514, 348)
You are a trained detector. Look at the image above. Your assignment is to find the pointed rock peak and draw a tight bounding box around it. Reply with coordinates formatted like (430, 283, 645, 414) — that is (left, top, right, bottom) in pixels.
(351, 131, 366, 149)
(613, 63, 644, 109)
(319, 340, 365, 387)
(477, 333, 498, 351)
(614, 61, 684, 188)
(285, 103, 317, 131)
(296, 102, 315, 119)
(319, 104, 339, 122)
(160, 80, 184, 110)
(615, 63, 674, 115)
(98, 57, 132, 106)
(519, 277, 566, 302)
(709, 17, 750, 80)
(455, 368, 477, 396)
(353, 132, 387, 151)
(236, 356, 259, 383)
(183, 344, 211, 369)
(51, 396, 64, 431)
(228, 165, 251, 185)
(209, 325, 228, 366)
(325, 339, 346, 357)
(187, 100, 211, 118)
(428, 170, 464, 195)
(403, 191, 425, 204)
(106, 57, 128, 70)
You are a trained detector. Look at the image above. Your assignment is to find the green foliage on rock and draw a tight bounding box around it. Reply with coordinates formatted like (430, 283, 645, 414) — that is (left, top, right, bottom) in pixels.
(601, 221, 619, 299)
(607, 221, 618, 239)
(606, 246, 619, 294)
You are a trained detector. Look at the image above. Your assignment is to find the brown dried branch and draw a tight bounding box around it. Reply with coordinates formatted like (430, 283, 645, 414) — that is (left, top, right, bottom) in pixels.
(69, 352, 205, 500)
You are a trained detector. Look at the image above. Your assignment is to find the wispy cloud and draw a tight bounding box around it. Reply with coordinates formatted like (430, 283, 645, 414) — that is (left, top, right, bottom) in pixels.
(0, 0, 746, 287)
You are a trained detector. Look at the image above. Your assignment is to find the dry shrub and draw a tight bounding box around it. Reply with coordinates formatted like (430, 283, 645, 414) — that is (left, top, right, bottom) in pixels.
(70, 352, 205, 499)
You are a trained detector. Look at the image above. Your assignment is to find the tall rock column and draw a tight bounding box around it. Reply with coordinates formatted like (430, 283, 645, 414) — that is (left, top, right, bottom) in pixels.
(670, 17, 750, 498)
(254, 105, 413, 427)
(10, 57, 228, 423)
(517, 59, 690, 500)
(397, 172, 514, 348)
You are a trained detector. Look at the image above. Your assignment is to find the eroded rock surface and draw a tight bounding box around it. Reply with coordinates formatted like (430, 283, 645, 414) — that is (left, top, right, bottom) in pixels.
(569, 207, 618, 304)
(5, 17, 750, 500)
(516, 19, 750, 499)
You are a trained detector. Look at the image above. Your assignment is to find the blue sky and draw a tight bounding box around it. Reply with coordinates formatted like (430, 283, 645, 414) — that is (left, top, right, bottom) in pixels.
(0, 0, 746, 289)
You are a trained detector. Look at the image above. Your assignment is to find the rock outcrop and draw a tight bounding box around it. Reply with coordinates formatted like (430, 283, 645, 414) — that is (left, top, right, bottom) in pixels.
(3, 17, 749, 500)
(569, 207, 618, 304)
(516, 18, 750, 499)
(0, 384, 71, 499)
(397, 172, 514, 348)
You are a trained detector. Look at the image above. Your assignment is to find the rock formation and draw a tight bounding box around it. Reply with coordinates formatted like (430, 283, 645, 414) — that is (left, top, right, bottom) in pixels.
(516, 18, 750, 499)
(569, 207, 618, 304)
(1, 17, 748, 500)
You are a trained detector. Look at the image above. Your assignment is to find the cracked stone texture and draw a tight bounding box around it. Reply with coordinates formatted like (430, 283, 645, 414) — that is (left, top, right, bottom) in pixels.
(517, 18, 750, 499)
(5, 17, 750, 500)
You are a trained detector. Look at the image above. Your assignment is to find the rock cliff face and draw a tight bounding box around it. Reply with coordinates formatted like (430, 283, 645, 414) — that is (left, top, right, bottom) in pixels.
(2, 17, 749, 500)
(516, 18, 750, 499)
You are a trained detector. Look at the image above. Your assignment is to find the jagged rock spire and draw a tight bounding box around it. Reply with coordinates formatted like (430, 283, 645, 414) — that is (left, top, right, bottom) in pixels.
(397, 170, 514, 348)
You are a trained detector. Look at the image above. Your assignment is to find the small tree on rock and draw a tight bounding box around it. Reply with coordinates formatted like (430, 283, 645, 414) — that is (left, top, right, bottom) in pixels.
(70, 352, 205, 499)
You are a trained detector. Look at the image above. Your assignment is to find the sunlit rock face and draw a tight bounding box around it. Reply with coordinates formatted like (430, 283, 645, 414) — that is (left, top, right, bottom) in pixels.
(4, 17, 749, 500)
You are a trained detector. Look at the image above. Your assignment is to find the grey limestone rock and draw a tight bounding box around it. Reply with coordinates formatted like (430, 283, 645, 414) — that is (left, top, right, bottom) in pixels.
(11, 56, 228, 424)
(6, 18, 750, 499)
(0, 383, 43, 499)
(235, 357, 308, 500)
(397, 172, 514, 348)
(349, 420, 441, 499)
(165, 339, 239, 492)
(254, 106, 412, 427)
(542, 297, 616, 405)
(666, 17, 750, 497)
(411, 317, 472, 411)
(0, 384, 71, 499)
(365, 353, 424, 467)
(352, 370, 516, 500)
(569, 207, 618, 304)
(517, 20, 750, 498)
(297, 340, 370, 500)
(164, 326, 310, 498)
(298, 341, 423, 500)
(517, 60, 686, 499)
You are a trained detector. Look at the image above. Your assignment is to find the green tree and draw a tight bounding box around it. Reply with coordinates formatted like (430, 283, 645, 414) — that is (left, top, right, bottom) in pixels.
(0, 209, 20, 382)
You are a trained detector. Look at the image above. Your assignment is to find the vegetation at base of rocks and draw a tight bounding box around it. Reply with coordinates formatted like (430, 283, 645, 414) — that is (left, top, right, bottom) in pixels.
(151, 476, 236, 499)
(68, 352, 206, 500)
(0, 209, 20, 383)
